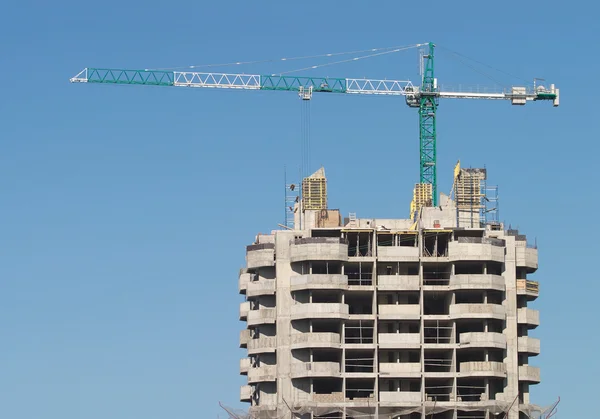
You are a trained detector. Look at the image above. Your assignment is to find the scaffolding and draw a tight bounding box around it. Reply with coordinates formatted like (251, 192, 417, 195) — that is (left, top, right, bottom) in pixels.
(482, 182, 500, 227)
(302, 167, 327, 211)
(453, 162, 486, 228)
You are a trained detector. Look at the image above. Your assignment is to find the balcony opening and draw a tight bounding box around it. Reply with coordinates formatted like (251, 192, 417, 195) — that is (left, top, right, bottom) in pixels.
(454, 262, 484, 275)
(487, 319, 504, 333)
(423, 231, 450, 257)
(345, 320, 374, 344)
(516, 267, 527, 280)
(379, 378, 421, 392)
(377, 262, 419, 276)
(518, 353, 528, 365)
(457, 410, 486, 419)
(454, 230, 484, 239)
(423, 293, 450, 315)
(313, 349, 342, 364)
(380, 320, 420, 334)
(291, 350, 310, 363)
(400, 233, 418, 247)
(377, 232, 418, 247)
(345, 378, 375, 400)
(457, 349, 503, 365)
(311, 291, 342, 304)
(457, 350, 484, 364)
(424, 349, 453, 372)
(517, 324, 529, 337)
(518, 382, 529, 404)
(487, 291, 503, 305)
(291, 320, 310, 334)
(253, 266, 275, 280)
(488, 262, 503, 276)
(423, 263, 451, 285)
(255, 382, 277, 406)
(489, 378, 504, 400)
(381, 349, 420, 363)
(293, 290, 310, 304)
(456, 319, 504, 336)
(431, 412, 454, 419)
(456, 321, 483, 338)
(347, 410, 378, 419)
(424, 320, 453, 344)
(424, 378, 453, 402)
(256, 353, 276, 367)
(311, 261, 342, 275)
(390, 413, 420, 419)
(347, 232, 373, 257)
(311, 229, 342, 238)
(455, 291, 484, 304)
(345, 262, 373, 285)
(377, 233, 394, 247)
(291, 348, 340, 364)
(381, 292, 419, 305)
(311, 319, 342, 334)
(312, 377, 343, 398)
(314, 414, 343, 419)
(346, 293, 373, 315)
(292, 262, 309, 275)
(252, 295, 276, 309)
(345, 349, 374, 373)
(252, 324, 276, 339)
(456, 378, 485, 402)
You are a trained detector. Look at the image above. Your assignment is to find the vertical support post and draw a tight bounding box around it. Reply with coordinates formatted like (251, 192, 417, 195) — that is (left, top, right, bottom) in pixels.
(419, 42, 439, 206)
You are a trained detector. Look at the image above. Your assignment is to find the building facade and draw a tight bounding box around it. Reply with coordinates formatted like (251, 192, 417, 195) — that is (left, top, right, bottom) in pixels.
(238, 169, 540, 419)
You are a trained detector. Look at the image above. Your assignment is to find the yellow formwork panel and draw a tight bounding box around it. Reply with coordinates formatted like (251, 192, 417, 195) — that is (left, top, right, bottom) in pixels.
(410, 183, 432, 220)
(455, 168, 485, 210)
(302, 172, 327, 211)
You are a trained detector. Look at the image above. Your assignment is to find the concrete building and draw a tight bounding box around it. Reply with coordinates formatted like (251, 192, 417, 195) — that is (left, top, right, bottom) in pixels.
(238, 167, 540, 419)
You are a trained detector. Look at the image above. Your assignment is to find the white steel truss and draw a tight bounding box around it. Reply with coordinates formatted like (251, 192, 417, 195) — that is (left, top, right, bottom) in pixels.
(173, 72, 261, 89)
(346, 78, 415, 95)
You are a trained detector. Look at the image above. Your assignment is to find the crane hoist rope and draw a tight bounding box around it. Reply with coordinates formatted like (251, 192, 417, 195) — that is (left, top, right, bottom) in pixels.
(148, 43, 422, 71)
(69, 42, 560, 213)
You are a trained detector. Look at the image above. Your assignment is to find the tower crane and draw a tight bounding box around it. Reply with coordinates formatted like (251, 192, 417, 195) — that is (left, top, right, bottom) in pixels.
(70, 42, 559, 210)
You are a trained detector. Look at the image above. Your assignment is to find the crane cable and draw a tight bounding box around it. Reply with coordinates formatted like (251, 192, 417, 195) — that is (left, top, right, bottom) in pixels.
(275, 43, 425, 75)
(437, 45, 530, 88)
(148, 43, 425, 72)
(300, 96, 311, 182)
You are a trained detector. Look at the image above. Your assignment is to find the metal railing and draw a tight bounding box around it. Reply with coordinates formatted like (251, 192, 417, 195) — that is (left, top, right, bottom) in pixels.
(346, 272, 373, 286)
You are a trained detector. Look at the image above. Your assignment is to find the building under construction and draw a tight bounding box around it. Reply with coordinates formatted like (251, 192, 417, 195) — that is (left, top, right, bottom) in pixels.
(238, 166, 541, 419)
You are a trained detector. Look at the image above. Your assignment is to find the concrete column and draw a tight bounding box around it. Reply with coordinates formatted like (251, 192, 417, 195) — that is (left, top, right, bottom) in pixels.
(503, 236, 519, 419)
(419, 229, 426, 419)
(452, 350, 457, 402)
(274, 231, 295, 409)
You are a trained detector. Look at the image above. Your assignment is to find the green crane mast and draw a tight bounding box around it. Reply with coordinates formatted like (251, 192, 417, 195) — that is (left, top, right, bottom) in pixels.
(420, 42, 438, 205)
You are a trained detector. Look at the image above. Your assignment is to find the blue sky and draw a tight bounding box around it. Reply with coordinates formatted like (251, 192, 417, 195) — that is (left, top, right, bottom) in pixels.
(0, 1, 595, 418)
